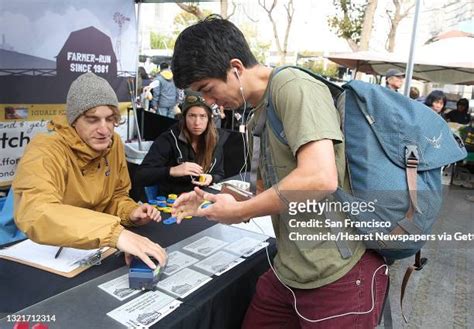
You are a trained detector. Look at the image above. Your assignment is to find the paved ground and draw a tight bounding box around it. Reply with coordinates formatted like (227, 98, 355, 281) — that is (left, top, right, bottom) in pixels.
(380, 183, 473, 329)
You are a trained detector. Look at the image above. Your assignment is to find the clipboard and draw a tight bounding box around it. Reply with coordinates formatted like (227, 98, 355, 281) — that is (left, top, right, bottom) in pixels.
(0, 239, 116, 278)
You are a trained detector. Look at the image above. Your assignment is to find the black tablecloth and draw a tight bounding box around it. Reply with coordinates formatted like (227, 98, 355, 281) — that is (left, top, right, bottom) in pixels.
(0, 217, 276, 329)
(0, 218, 215, 315)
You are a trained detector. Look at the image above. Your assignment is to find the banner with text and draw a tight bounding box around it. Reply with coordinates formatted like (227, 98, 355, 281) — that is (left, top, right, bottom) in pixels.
(0, 0, 137, 186)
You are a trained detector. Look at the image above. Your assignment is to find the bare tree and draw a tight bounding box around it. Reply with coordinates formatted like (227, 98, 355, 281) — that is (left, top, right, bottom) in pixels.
(242, 3, 259, 23)
(220, 0, 237, 20)
(176, 1, 236, 20)
(258, 0, 295, 65)
(386, 0, 414, 52)
(359, 0, 378, 51)
(175, 2, 206, 20)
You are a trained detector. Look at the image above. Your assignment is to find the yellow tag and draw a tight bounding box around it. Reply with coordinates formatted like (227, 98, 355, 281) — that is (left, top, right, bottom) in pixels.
(199, 175, 206, 183)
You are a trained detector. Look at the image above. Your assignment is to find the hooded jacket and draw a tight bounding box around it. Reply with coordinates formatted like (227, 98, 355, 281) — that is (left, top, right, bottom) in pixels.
(135, 124, 225, 198)
(151, 69, 179, 109)
(12, 116, 137, 249)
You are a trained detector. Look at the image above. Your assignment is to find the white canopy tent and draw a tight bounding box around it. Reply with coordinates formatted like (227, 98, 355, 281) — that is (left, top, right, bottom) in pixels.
(326, 36, 474, 86)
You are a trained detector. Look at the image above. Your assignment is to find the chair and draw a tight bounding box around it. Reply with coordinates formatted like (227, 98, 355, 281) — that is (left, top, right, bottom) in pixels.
(450, 152, 474, 185)
(0, 188, 26, 246)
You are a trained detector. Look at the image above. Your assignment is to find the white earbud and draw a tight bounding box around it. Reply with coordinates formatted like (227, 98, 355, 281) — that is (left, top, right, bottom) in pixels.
(233, 68, 243, 91)
(233, 67, 239, 78)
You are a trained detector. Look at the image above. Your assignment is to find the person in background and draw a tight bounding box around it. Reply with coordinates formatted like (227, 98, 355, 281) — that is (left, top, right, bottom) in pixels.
(13, 72, 167, 270)
(424, 90, 447, 115)
(171, 15, 387, 328)
(136, 94, 224, 198)
(151, 62, 180, 118)
(385, 68, 405, 92)
(446, 98, 471, 124)
(409, 86, 420, 100)
(137, 66, 150, 91)
(143, 57, 155, 76)
(136, 66, 150, 108)
(212, 105, 226, 129)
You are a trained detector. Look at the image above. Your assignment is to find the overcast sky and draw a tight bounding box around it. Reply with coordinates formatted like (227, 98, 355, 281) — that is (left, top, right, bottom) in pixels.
(0, 0, 137, 70)
(143, 0, 472, 55)
(1, 0, 471, 67)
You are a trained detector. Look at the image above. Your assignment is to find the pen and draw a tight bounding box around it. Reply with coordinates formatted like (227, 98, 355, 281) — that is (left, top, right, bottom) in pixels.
(54, 247, 63, 259)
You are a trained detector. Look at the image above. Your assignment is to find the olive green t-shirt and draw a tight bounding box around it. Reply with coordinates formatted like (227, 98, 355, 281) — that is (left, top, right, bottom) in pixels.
(249, 68, 366, 289)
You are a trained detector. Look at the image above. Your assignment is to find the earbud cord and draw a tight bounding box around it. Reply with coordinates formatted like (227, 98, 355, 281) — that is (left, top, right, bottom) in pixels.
(172, 128, 217, 181)
(171, 129, 196, 181)
(251, 219, 389, 323)
(235, 69, 250, 181)
(170, 129, 183, 160)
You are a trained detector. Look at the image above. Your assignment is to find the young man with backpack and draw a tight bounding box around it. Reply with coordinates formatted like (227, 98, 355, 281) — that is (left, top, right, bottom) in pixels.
(172, 16, 388, 329)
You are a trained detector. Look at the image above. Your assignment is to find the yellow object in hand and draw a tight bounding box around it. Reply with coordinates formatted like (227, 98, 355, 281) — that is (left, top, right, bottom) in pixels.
(199, 174, 206, 183)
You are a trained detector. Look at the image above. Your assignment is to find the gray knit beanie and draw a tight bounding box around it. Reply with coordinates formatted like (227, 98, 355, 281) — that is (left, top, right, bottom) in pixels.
(66, 72, 119, 124)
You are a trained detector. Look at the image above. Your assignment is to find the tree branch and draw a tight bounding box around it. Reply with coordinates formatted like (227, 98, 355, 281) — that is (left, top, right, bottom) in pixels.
(227, 2, 238, 19)
(348, 39, 358, 52)
(282, 0, 295, 60)
(242, 4, 259, 23)
(176, 2, 206, 20)
(400, 2, 415, 20)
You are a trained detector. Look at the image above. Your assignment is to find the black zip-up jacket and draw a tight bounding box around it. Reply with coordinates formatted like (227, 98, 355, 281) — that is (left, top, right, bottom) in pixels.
(135, 124, 224, 198)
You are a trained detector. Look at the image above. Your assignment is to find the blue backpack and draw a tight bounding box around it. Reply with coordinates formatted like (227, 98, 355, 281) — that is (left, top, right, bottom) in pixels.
(265, 66, 467, 262)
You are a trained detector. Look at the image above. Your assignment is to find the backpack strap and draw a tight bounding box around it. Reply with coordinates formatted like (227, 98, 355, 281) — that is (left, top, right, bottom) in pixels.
(399, 146, 427, 322)
(328, 223, 353, 259)
(388, 145, 427, 323)
(380, 278, 393, 328)
(265, 65, 343, 146)
(405, 145, 421, 214)
(249, 109, 267, 193)
(266, 66, 290, 146)
(265, 66, 352, 259)
(400, 251, 428, 323)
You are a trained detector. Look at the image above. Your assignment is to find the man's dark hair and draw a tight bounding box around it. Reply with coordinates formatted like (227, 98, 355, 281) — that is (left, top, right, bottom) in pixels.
(160, 62, 170, 70)
(172, 15, 258, 89)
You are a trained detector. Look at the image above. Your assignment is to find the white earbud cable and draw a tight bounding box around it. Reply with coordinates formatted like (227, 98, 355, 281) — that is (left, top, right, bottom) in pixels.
(251, 219, 389, 323)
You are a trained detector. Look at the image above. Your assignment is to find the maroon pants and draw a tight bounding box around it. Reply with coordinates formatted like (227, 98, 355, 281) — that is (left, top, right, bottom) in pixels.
(242, 251, 388, 329)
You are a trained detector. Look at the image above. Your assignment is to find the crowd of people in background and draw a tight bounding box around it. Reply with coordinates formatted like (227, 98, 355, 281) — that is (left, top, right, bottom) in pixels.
(383, 67, 473, 202)
(137, 60, 254, 130)
(384, 68, 472, 125)
(138, 64, 472, 132)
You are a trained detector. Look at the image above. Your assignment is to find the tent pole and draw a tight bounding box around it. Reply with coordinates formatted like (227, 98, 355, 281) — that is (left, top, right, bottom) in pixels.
(132, 1, 143, 150)
(135, 1, 142, 99)
(353, 61, 359, 79)
(403, 0, 421, 96)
